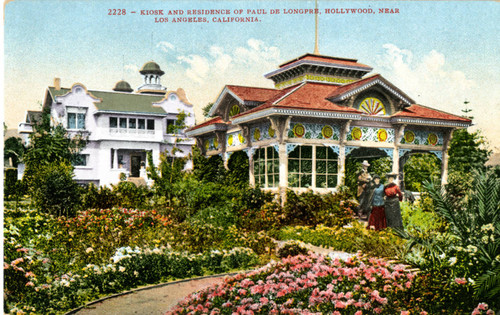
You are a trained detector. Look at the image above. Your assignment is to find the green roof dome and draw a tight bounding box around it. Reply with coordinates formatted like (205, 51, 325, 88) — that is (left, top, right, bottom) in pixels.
(113, 80, 133, 92)
(140, 61, 165, 75)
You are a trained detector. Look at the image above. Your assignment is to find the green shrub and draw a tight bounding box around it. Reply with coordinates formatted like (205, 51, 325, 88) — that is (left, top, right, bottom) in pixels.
(277, 222, 403, 258)
(111, 181, 151, 209)
(277, 240, 309, 258)
(80, 184, 117, 209)
(29, 161, 80, 217)
(282, 190, 356, 227)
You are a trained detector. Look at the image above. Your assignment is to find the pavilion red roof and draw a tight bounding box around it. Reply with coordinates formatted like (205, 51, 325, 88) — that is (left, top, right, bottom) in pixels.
(226, 85, 280, 103)
(187, 116, 228, 132)
(393, 104, 471, 122)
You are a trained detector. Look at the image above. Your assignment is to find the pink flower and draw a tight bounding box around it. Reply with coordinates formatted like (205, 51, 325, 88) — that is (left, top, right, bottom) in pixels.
(420, 312, 428, 315)
(454, 278, 467, 285)
(405, 281, 412, 288)
(401, 311, 410, 315)
(25, 281, 34, 287)
(335, 301, 346, 309)
(478, 303, 489, 311)
(355, 311, 363, 315)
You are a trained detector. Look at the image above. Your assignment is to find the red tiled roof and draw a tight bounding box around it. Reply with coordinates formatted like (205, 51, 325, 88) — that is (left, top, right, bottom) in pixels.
(187, 116, 228, 132)
(279, 53, 371, 69)
(226, 85, 280, 103)
(326, 74, 382, 100)
(392, 104, 472, 122)
(231, 82, 361, 120)
(275, 82, 361, 113)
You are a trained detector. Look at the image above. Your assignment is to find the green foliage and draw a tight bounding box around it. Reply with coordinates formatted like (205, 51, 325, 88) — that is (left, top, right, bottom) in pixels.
(166, 222, 276, 255)
(192, 147, 227, 183)
(403, 153, 441, 191)
(277, 240, 309, 258)
(111, 181, 151, 209)
(30, 161, 80, 216)
(369, 156, 392, 183)
(399, 170, 500, 308)
(226, 151, 249, 186)
(277, 222, 403, 258)
(282, 190, 356, 227)
(80, 184, 117, 210)
(448, 129, 491, 174)
(202, 102, 214, 117)
(4, 136, 25, 167)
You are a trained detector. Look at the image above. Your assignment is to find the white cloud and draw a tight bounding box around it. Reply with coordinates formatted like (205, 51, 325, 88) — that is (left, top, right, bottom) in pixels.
(234, 39, 280, 68)
(376, 44, 475, 115)
(177, 55, 210, 84)
(157, 41, 175, 53)
(176, 39, 280, 86)
(376, 44, 500, 152)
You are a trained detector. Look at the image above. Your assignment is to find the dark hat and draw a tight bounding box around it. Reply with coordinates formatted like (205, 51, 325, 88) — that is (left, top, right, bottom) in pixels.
(373, 174, 380, 179)
(386, 173, 398, 178)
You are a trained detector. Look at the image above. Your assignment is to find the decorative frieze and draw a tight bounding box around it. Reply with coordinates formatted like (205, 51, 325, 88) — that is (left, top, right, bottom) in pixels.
(250, 122, 277, 142)
(400, 129, 443, 146)
(346, 126, 395, 143)
(288, 121, 340, 140)
(226, 131, 246, 148)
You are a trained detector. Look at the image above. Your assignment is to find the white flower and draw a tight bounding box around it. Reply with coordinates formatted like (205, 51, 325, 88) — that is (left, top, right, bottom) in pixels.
(86, 247, 94, 253)
(482, 235, 490, 244)
(134, 271, 139, 277)
(119, 266, 126, 272)
(481, 224, 494, 232)
(448, 257, 457, 266)
(438, 253, 446, 259)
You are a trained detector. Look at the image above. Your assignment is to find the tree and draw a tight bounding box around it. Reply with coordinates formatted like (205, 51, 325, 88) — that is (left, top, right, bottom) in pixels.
(202, 102, 214, 118)
(448, 128, 491, 174)
(4, 136, 25, 167)
(403, 153, 441, 192)
(22, 105, 86, 214)
(147, 110, 189, 204)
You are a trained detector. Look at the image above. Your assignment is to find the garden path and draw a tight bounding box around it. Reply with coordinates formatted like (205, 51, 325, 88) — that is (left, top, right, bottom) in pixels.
(71, 274, 228, 315)
(70, 243, 352, 315)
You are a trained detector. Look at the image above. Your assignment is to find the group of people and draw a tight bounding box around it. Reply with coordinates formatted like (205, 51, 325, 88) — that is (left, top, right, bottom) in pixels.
(356, 160, 404, 231)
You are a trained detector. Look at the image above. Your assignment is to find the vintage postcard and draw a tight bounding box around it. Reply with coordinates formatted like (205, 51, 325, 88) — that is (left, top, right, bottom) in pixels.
(3, 1, 499, 314)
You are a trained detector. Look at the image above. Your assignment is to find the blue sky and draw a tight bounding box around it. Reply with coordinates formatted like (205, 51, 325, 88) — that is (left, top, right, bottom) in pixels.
(4, 0, 500, 150)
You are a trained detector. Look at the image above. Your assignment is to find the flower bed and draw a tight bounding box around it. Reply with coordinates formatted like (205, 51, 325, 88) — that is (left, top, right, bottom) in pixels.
(5, 246, 259, 314)
(168, 253, 420, 314)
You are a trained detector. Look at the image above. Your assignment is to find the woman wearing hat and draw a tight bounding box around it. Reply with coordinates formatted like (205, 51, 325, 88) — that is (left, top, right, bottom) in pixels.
(384, 173, 404, 229)
(367, 174, 387, 230)
(357, 160, 372, 218)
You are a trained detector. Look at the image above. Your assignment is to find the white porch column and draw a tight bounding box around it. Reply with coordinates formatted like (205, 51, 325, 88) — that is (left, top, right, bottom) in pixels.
(441, 129, 454, 186)
(113, 149, 118, 169)
(279, 143, 287, 191)
(337, 144, 346, 186)
(392, 148, 400, 186)
(249, 151, 255, 187)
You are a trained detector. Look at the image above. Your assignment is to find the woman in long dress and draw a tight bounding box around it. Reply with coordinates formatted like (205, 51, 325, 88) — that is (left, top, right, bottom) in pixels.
(384, 173, 404, 229)
(367, 174, 387, 230)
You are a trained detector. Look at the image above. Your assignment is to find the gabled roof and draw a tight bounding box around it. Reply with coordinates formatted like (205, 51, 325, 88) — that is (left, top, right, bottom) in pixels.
(327, 74, 415, 106)
(392, 104, 472, 123)
(207, 85, 280, 117)
(226, 85, 280, 103)
(48, 87, 166, 115)
(26, 110, 43, 124)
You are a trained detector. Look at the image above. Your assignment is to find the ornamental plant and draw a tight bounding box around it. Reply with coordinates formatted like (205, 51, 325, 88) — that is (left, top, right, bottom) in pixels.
(168, 253, 421, 314)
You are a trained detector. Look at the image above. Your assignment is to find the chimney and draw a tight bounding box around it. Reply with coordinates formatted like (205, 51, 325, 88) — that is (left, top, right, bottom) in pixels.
(54, 77, 61, 90)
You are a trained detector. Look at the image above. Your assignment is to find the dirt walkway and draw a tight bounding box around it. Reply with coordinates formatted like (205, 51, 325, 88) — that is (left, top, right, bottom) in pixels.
(71, 275, 228, 315)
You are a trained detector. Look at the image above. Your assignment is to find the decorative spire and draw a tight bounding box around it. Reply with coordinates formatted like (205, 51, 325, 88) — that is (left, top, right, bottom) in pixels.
(314, 0, 319, 54)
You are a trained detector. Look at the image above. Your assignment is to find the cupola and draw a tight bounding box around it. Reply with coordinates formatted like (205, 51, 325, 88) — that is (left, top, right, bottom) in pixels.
(113, 80, 133, 93)
(137, 61, 167, 95)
